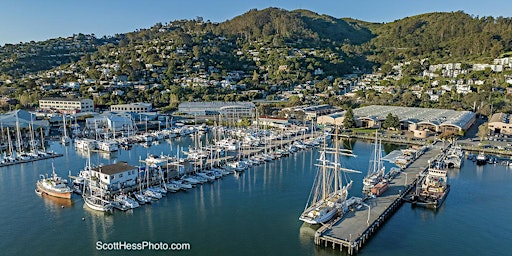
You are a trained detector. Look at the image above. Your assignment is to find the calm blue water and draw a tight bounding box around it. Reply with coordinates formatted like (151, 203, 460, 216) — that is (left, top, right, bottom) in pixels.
(0, 138, 511, 256)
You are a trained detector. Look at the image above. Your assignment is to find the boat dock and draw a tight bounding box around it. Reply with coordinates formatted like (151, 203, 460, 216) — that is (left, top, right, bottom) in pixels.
(314, 143, 444, 254)
(0, 153, 64, 168)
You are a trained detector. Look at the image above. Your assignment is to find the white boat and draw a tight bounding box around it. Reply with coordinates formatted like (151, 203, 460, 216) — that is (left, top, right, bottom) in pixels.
(84, 195, 113, 212)
(144, 189, 162, 199)
(362, 132, 386, 195)
(181, 176, 199, 185)
(196, 172, 215, 182)
(97, 140, 119, 152)
(171, 180, 192, 190)
(134, 192, 152, 204)
(476, 152, 487, 165)
(165, 182, 181, 192)
(114, 194, 140, 209)
(299, 127, 360, 225)
(75, 138, 97, 151)
(61, 115, 71, 145)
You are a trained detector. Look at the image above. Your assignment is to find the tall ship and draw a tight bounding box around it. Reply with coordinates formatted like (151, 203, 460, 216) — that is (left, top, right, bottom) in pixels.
(81, 155, 113, 212)
(362, 132, 387, 196)
(36, 163, 72, 199)
(411, 160, 450, 209)
(299, 127, 360, 224)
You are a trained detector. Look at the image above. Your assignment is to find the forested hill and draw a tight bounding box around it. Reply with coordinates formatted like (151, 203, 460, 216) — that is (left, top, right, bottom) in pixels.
(358, 11, 512, 64)
(2, 8, 512, 83)
(218, 8, 375, 46)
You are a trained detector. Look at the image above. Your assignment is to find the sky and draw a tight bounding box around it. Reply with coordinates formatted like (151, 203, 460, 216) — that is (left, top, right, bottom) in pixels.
(1, 0, 512, 46)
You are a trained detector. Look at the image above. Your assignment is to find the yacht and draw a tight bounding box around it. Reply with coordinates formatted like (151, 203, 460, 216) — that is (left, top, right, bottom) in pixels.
(476, 152, 487, 165)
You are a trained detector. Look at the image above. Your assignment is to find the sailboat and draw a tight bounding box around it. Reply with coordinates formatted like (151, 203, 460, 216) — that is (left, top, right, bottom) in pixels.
(60, 115, 71, 145)
(82, 151, 113, 212)
(299, 126, 360, 225)
(362, 131, 386, 195)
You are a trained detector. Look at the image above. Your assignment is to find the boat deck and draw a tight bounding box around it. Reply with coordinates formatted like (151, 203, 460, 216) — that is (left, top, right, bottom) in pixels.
(314, 145, 443, 254)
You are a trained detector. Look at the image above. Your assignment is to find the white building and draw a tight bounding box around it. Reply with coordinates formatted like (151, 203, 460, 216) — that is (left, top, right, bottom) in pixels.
(90, 162, 138, 191)
(110, 102, 152, 113)
(39, 98, 94, 114)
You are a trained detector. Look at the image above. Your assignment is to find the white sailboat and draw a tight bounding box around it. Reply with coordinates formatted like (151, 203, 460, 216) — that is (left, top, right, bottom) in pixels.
(362, 132, 386, 195)
(299, 127, 360, 225)
(60, 115, 71, 145)
(82, 151, 112, 212)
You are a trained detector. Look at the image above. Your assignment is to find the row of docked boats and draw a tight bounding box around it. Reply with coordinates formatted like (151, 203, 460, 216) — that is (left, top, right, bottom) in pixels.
(35, 126, 327, 213)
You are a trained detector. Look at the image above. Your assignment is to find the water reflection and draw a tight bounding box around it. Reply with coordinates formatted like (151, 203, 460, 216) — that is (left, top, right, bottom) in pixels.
(39, 193, 74, 210)
(476, 165, 484, 180)
(299, 224, 318, 247)
(83, 204, 114, 242)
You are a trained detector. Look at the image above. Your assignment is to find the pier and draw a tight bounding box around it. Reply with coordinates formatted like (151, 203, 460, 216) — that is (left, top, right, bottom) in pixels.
(314, 143, 444, 254)
(0, 153, 64, 168)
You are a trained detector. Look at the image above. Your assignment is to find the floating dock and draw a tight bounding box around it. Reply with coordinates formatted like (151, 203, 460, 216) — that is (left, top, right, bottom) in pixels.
(0, 153, 64, 168)
(314, 143, 444, 254)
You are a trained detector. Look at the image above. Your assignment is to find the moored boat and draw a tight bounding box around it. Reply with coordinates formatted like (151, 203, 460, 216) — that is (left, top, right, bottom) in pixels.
(36, 164, 72, 199)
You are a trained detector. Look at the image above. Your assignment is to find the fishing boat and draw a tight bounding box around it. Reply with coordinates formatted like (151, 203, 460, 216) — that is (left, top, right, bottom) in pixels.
(362, 132, 386, 196)
(299, 127, 360, 224)
(410, 160, 450, 209)
(36, 163, 72, 199)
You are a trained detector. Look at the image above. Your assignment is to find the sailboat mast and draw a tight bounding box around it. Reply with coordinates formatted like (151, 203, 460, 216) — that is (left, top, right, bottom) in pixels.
(322, 136, 327, 200)
(334, 125, 339, 194)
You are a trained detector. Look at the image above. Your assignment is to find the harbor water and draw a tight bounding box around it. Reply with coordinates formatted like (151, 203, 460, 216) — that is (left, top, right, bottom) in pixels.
(0, 137, 511, 255)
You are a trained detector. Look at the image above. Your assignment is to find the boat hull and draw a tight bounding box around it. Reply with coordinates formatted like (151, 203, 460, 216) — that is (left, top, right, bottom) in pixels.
(36, 183, 72, 199)
(299, 206, 337, 224)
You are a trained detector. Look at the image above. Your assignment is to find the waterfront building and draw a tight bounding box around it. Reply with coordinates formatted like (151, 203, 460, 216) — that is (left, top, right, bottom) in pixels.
(281, 104, 340, 121)
(178, 101, 255, 119)
(39, 98, 94, 114)
(256, 116, 290, 129)
(85, 113, 134, 133)
(488, 113, 512, 135)
(110, 102, 152, 113)
(89, 162, 138, 191)
(317, 105, 476, 134)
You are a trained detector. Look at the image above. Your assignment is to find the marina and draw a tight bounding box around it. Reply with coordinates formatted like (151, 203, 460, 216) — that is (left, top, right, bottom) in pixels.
(0, 133, 511, 255)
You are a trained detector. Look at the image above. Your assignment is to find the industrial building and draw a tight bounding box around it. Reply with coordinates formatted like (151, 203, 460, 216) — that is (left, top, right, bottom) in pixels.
(317, 105, 476, 135)
(488, 113, 512, 135)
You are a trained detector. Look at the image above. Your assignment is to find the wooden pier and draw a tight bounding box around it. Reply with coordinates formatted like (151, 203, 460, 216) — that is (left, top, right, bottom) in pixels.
(314, 143, 444, 254)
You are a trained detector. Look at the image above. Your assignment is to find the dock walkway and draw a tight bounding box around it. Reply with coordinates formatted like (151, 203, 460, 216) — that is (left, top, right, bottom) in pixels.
(314, 144, 443, 254)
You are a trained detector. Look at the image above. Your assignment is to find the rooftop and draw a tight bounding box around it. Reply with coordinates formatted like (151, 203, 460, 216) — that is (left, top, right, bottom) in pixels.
(92, 162, 137, 175)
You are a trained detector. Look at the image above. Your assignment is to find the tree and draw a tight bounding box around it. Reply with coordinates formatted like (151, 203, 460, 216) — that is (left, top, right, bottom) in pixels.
(477, 122, 489, 140)
(382, 113, 400, 130)
(343, 107, 356, 128)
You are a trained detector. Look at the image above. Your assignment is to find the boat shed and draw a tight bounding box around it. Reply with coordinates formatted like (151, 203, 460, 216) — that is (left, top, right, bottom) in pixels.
(0, 110, 49, 130)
